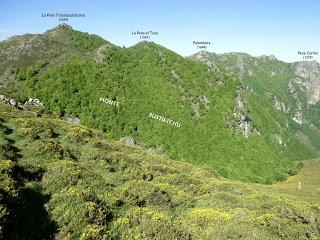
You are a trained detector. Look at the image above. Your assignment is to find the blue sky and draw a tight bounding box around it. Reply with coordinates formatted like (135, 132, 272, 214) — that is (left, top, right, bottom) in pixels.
(0, 0, 319, 62)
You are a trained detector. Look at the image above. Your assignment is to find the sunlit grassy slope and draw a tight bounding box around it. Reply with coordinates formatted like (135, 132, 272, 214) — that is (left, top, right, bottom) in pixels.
(265, 159, 320, 201)
(0, 103, 319, 240)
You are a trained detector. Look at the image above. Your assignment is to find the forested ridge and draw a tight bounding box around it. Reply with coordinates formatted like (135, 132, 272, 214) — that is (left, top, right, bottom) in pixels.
(3, 25, 319, 184)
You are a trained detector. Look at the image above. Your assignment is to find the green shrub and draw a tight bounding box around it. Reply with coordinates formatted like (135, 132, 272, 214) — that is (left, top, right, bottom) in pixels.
(66, 126, 93, 144)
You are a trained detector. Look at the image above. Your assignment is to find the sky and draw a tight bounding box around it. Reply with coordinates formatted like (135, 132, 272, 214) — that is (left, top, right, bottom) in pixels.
(0, 0, 319, 62)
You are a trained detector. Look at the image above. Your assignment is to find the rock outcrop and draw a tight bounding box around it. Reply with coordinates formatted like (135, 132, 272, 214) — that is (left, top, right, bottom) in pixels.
(292, 61, 320, 105)
(25, 98, 44, 106)
(61, 113, 80, 124)
(0, 94, 18, 107)
(120, 136, 136, 146)
(95, 44, 113, 63)
(0, 94, 46, 115)
(273, 96, 289, 113)
(228, 92, 259, 137)
(199, 95, 210, 109)
(191, 102, 201, 118)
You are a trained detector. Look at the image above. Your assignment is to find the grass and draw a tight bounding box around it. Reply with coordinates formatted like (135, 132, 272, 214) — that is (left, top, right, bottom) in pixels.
(0, 102, 319, 239)
(266, 159, 320, 202)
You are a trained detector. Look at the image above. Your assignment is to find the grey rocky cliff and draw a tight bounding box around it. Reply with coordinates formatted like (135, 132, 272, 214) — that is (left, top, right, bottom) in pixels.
(287, 80, 304, 124)
(95, 44, 113, 63)
(292, 61, 320, 105)
(228, 92, 259, 138)
(190, 95, 211, 118)
(236, 55, 245, 80)
(273, 96, 290, 113)
(285, 61, 320, 124)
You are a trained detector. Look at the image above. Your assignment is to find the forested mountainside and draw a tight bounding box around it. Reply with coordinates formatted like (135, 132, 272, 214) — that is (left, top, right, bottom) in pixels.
(190, 51, 320, 155)
(1, 24, 319, 184)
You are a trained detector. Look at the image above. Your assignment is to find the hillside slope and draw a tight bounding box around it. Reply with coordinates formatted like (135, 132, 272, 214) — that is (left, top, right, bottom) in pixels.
(1, 25, 319, 184)
(190, 51, 320, 156)
(0, 103, 319, 240)
(0, 24, 110, 88)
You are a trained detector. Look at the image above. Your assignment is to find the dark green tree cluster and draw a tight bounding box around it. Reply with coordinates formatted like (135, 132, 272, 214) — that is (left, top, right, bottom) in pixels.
(64, 27, 108, 51)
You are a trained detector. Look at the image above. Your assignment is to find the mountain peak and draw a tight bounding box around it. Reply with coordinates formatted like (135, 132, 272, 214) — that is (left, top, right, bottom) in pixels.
(45, 23, 73, 36)
(131, 40, 154, 48)
(52, 23, 73, 30)
(257, 54, 278, 61)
